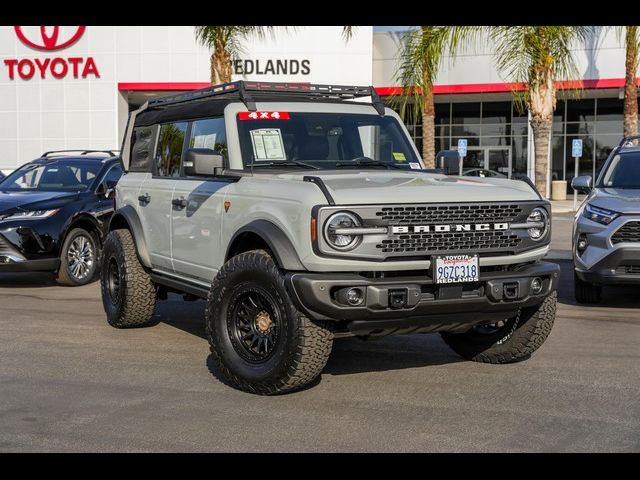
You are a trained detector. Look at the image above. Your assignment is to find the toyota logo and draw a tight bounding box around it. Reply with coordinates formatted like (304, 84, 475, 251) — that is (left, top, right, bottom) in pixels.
(14, 26, 86, 51)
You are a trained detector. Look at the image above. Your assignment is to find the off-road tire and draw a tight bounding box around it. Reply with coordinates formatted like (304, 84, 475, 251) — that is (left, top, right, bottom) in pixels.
(574, 272, 602, 304)
(56, 228, 98, 286)
(100, 229, 156, 328)
(206, 249, 333, 395)
(441, 291, 557, 364)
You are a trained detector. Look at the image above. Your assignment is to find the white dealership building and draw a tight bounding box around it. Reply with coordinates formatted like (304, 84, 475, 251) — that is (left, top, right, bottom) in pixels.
(0, 25, 635, 189)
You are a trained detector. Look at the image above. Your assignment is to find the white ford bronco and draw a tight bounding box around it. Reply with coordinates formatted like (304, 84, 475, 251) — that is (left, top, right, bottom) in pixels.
(101, 81, 560, 395)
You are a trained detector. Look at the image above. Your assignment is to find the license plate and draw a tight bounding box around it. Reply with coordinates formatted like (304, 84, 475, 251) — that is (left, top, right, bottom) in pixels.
(433, 255, 479, 284)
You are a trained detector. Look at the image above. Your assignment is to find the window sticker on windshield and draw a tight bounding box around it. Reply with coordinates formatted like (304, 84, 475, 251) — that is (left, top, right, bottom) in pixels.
(193, 133, 217, 149)
(393, 152, 407, 161)
(409, 162, 422, 170)
(250, 128, 287, 161)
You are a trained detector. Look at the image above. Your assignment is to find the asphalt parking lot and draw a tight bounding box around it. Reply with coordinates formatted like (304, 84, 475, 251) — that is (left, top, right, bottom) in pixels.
(1, 213, 639, 452)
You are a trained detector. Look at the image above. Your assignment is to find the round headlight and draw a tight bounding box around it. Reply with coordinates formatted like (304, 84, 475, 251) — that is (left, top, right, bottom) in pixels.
(527, 207, 549, 241)
(324, 212, 362, 251)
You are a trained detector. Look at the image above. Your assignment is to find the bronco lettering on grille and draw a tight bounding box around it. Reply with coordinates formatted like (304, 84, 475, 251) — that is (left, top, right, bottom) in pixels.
(391, 223, 510, 234)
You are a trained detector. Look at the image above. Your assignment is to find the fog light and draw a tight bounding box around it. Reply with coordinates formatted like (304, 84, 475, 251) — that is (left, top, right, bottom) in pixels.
(577, 234, 588, 255)
(346, 288, 365, 306)
(531, 277, 543, 295)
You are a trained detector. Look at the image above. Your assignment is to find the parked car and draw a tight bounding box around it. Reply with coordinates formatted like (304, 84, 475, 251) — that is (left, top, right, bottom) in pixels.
(462, 168, 507, 178)
(572, 136, 640, 303)
(101, 81, 559, 395)
(0, 150, 123, 285)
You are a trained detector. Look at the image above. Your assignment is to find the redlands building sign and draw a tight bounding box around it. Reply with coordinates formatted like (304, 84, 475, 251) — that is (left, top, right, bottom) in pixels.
(4, 26, 100, 80)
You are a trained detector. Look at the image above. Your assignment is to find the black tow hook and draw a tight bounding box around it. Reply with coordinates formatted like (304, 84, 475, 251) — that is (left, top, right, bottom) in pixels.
(388, 289, 408, 309)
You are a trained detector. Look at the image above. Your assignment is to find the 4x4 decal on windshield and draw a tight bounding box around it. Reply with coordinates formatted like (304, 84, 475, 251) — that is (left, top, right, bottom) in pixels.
(238, 112, 290, 121)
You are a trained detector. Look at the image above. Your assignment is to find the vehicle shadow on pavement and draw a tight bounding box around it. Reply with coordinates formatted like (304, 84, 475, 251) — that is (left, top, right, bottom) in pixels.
(155, 297, 208, 338)
(324, 334, 463, 375)
(554, 260, 640, 309)
(0, 272, 99, 288)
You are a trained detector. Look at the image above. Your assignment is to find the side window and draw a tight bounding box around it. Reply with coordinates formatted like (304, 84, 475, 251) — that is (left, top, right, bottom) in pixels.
(130, 125, 158, 173)
(155, 122, 188, 177)
(189, 118, 228, 160)
(103, 165, 123, 187)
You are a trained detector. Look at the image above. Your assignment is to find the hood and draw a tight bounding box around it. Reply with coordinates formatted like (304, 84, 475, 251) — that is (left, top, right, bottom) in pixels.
(276, 171, 541, 204)
(589, 188, 640, 214)
(0, 191, 79, 214)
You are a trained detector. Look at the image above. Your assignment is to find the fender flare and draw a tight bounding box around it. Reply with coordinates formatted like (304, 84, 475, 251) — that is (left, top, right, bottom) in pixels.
(228, 220, 306, 271)
(108, 205, 152, 268)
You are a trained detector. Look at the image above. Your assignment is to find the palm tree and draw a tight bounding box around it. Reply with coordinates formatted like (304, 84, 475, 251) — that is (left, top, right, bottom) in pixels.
(195, 26, 275, 84)
(618, 27, 640, 138)
(489, 26, 589, 196)
(395, 27, 479, 167)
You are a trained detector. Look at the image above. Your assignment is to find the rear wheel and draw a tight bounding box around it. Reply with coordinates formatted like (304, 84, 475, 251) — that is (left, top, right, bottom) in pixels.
(206, 250, 333, 395)
(100, 229, 156, 328)
(441, 292, 557, 364)
(56, 228, 98, 286)
(574, 272, 602, 304)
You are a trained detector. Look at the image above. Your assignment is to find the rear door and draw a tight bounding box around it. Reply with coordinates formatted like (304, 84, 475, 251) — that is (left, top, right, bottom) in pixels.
(170, 117, 229, 282)
(138, 121, 188, 272)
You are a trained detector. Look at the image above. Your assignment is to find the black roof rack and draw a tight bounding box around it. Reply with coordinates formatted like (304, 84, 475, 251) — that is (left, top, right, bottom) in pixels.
(41, 150, 118, 158)
(145, 80, 386, 116)
(617, 136, 640, 148)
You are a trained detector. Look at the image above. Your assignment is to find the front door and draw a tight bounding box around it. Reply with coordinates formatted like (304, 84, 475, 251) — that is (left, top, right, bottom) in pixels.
(171, 117, 229, 282)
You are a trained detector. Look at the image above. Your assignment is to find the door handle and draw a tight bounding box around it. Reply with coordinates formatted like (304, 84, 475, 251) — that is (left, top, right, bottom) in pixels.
(138, 193, 151, 204)
(172, 197, 188, 209)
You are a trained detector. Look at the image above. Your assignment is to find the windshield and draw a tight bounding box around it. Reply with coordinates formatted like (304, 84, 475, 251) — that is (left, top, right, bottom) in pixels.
(600, 152, 640, 189)
(0, 160, 102, 192)
(236, 112, 421, 170)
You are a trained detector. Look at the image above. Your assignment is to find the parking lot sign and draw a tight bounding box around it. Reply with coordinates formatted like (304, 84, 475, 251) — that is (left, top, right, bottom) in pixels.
(458, 138, 468, 157)
(572, 139, 583, 158)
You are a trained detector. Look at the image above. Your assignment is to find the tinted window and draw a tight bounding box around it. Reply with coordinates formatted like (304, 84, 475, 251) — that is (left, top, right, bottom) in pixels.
(601, 153, 640, 189)
(130, 125, 158, 173)
(1, 160, 102, 192)
(155, 122, 187, 177)
(189, 118, 228, 160)
(103, 165, 123, 188)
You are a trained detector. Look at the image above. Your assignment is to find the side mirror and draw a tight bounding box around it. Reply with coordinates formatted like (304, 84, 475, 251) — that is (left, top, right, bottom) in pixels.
(96, 182, 116, 199)
(571, 175, 593, 194)
(183, 148, 225, 177)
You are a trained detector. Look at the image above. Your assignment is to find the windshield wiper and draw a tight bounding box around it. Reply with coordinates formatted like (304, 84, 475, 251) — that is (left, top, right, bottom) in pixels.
(334, 158, 405, 170)
(246, 161, 319, 170)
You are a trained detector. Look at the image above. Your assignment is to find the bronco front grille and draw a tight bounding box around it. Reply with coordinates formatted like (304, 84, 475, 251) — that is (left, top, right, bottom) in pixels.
(612, 222, 640, 244)
(375, 204, 523, 224)
(378, 231, 521, 254)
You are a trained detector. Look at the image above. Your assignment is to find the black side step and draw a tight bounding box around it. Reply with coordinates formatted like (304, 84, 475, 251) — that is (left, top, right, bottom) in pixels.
(150, 273, 210, 299)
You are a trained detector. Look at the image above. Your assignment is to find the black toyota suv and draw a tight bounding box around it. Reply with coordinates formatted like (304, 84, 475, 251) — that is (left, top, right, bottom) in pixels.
(0, 150, 123, 285)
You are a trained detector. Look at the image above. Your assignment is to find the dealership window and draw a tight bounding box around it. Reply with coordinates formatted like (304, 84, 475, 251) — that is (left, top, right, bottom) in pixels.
(551, 97, 624, 191)
(189, 118, 228, 160)
(155, 122, 188, 177)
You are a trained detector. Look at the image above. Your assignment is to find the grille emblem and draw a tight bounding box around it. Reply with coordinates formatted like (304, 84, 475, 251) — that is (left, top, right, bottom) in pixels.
(391, 223, 510, 234)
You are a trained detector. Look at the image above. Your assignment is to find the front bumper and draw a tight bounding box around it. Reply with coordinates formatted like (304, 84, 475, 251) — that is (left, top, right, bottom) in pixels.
(574, 214, 640, 285)
(575, 247, 640, 285)
(0, 230, 60, 273)
(286, 261, 560, 336)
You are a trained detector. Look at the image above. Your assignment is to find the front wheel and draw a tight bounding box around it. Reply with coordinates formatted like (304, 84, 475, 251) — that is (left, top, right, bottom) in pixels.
(56, 228, 98, 286)
(441, 291, 557, 364)
(206, 250, 333, 395)
(100, 229, 156, 328)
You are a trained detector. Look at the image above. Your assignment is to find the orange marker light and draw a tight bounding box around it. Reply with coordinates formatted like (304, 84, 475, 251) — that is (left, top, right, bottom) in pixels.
(310, 217, 317, 242)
